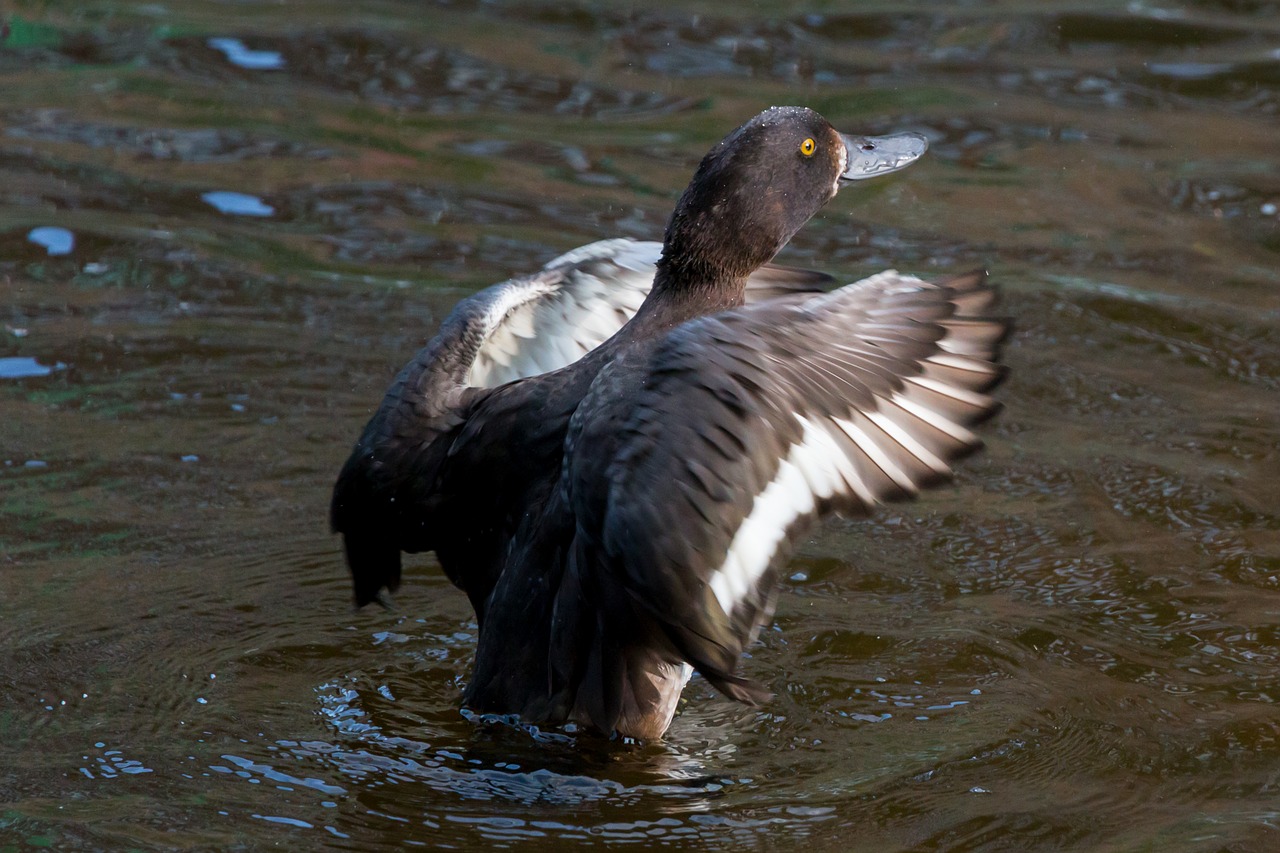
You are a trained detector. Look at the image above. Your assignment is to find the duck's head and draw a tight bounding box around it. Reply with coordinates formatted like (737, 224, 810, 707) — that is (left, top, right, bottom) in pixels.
(659, 106, 927, 285)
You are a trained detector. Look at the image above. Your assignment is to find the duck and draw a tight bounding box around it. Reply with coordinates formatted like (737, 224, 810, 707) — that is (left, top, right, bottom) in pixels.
(331, 106, 1008, 740)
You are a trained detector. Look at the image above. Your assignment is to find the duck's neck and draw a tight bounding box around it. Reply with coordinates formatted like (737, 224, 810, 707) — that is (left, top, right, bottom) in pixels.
(628, 257, 747, 336)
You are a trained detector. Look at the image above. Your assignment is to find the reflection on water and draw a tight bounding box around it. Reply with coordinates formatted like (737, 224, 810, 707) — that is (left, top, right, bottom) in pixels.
(1, 0, 1279, 850)
(25, 225, 75, 256)
(207, 37, 286, 72)
(201, 190, 276, 217)
(79, 742, 154, 780)
(0, 356, 64, 378)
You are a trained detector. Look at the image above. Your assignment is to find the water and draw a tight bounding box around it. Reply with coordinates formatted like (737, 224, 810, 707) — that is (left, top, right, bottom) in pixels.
(1, 1, 1278, 849)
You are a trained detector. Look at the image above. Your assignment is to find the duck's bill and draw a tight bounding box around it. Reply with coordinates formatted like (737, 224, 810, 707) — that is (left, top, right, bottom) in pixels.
(838, 132, 929, 182)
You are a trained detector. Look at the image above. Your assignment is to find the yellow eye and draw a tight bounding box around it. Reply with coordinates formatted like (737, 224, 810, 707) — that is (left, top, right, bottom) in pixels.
(800, 137, 816, 157)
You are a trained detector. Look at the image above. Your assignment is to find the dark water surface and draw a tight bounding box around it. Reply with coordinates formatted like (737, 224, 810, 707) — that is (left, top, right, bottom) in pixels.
(2, 1, 1279, 849)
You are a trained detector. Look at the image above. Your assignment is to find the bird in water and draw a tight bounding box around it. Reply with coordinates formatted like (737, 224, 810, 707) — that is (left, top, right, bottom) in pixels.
(332, 106, 1008, 740)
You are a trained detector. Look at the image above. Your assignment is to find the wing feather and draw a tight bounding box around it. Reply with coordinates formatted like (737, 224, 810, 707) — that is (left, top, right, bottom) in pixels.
(585, 270, 1008, 701)
(465, 239, 834, 388)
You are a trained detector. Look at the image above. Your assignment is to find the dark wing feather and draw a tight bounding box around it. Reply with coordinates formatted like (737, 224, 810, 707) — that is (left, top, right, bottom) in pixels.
(581, 270, 1007, 711)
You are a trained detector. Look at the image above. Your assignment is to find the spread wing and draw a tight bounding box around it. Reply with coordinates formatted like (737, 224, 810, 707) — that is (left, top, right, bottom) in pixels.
(588, 270, 1008, 703)
(465, 238, 833, 387)
(463, 240, 656, 387)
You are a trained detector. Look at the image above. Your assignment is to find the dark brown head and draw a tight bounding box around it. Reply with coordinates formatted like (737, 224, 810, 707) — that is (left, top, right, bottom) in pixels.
(657, 106, 927, 289)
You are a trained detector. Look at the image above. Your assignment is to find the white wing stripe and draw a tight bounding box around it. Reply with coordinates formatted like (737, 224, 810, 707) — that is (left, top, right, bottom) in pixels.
(890, 394, 980, 445)
(927, 353, 990, 371)
(709, 443, 810, 616)
(791, 419, 845, 499)
(466, 260, 654, 387)
(710, 372, 989, 615)
(865, 408, 952, 475)
(711, 415, 869, 616)
(833, 416, 919, 495)
(819, 417, 880, 504)
(906, 375, 993, 409)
